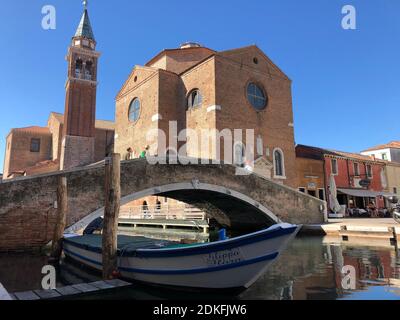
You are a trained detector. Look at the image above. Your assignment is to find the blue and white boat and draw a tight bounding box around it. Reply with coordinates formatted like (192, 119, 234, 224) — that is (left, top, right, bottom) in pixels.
(63, 223, 299, 291)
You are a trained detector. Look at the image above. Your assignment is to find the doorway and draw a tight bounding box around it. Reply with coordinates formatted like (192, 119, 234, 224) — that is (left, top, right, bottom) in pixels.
(308, 190, 317, 198)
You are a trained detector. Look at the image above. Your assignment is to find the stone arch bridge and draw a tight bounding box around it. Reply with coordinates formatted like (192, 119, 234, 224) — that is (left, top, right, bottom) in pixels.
(0, 158, 326, 251)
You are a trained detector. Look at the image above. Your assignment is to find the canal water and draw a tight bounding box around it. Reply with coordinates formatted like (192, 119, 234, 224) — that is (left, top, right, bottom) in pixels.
(1, 235, 399, 300)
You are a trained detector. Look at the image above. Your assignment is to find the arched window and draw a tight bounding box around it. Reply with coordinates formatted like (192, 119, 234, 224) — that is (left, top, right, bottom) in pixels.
(273, 148, 285, 178)
(85, 61, 93, 80)
(128, 98, 141, 123)
(247, 82, 267, 110)
(187, 89, 203, 109)
(75, 59, 83, 78)
(234, 143, 245, 167)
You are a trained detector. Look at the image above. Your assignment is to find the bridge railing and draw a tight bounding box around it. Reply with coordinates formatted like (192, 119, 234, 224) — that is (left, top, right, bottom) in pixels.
(119, 204, 207, 221)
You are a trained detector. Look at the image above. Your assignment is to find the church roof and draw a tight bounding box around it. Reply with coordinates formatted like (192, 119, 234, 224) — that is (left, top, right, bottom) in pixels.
(145, 46, 216, 68)
(11, 126, 51, 135)
(74, 9, 95, 41)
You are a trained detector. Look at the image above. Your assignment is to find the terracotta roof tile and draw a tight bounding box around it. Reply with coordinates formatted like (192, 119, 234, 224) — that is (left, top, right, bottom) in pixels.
(50, 112, 115, 131)
(362, 141, 400, 152)
(328, 150, 378, 162)
(145, 46, 216, 67)
(295, 145, 326, 160)
(11, 126, 51, 135)
(296, 144, 384, 163)
(21, 159, 59, 175)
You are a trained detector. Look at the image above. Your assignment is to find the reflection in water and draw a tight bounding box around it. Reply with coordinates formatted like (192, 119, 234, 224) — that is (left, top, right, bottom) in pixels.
(240, 237, 400, 300)
(0, 236, 399, 300)
(0, 253, 51, 293)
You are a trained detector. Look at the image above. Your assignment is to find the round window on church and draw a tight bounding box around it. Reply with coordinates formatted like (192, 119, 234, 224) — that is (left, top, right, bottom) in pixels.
(128, 98, 141, 123)
(247, 82, 267, 111)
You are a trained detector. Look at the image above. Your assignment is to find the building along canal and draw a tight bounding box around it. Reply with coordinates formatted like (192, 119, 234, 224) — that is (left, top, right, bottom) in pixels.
(1, 230, 399, 300)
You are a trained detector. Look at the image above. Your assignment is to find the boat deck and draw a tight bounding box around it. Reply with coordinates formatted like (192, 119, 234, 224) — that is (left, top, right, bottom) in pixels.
(64, 235, 178, 254)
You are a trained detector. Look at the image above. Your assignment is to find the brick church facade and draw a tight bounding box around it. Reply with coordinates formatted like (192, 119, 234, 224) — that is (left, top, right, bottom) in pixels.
(2, 4, 114, 180)
(115, 43, 297, 188)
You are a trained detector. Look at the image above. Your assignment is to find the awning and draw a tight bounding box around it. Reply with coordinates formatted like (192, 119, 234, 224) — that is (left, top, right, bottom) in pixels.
(338, 188, 379, 198)
(338, 189, 398, 198)
(380, 192, 398, 198)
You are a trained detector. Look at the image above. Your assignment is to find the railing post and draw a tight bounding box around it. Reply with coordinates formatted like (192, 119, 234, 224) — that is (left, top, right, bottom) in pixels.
(102, 153, 121, 280)
(50, 175, 68, 261)
(166, 203, 169, 220)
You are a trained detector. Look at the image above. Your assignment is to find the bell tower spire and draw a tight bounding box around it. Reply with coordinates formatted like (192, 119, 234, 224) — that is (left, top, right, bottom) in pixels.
(60, 1, 101, 170)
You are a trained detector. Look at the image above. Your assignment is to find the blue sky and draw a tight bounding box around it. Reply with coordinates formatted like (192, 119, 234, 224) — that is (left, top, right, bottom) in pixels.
(0, 0, 399, 172)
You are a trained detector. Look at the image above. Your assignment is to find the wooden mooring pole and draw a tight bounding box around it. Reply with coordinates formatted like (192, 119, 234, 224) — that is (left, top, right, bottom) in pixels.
(50, 176, 68, 261)
(102, 153, 121, 280)
(389, 227, 398, 249)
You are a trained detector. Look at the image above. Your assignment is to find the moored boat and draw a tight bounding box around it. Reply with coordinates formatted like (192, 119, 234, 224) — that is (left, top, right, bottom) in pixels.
(63, 223, 300, 291)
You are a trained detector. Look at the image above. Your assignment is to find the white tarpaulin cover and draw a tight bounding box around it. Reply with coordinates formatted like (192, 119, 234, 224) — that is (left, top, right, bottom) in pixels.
(329, 175, 342, 213)
(381, 169, 388, 190)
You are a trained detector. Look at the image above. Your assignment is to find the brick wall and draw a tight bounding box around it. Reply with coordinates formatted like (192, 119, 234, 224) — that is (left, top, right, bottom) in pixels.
(157, 70, 186, 153)
(296, 157, 326, 198)
(63, 82, 96, 138)
(3, 130, 52, 178)
(60, 135, 95, 170)
(94, 128, 114, 161)
(215, 47, 297, 187)
(115, 68, 160, 158)
(47, 114, 63, 160)
(181, 58, 217, 158)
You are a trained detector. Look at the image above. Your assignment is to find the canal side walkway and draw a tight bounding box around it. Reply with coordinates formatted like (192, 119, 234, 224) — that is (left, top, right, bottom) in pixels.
(0, 283, 13, 301)
(302, 218, 400, 246)
(3, 279, 132, 301)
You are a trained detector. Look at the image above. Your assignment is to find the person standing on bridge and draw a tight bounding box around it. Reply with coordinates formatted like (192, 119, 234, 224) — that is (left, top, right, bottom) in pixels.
(125, 147, 136, 160)
(140, 145, 150, 159)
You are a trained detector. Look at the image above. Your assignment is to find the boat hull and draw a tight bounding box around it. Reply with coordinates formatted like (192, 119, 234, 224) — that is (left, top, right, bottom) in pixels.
(63, 223, 299, 290)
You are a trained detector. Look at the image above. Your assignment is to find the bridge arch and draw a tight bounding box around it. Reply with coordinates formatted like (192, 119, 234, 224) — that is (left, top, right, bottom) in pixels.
(66, 182, 281, 233)
(0, 158, 326, 251)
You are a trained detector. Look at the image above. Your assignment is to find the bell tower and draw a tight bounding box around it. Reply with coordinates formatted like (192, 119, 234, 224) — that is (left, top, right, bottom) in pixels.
(60, 1, 101, 170)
